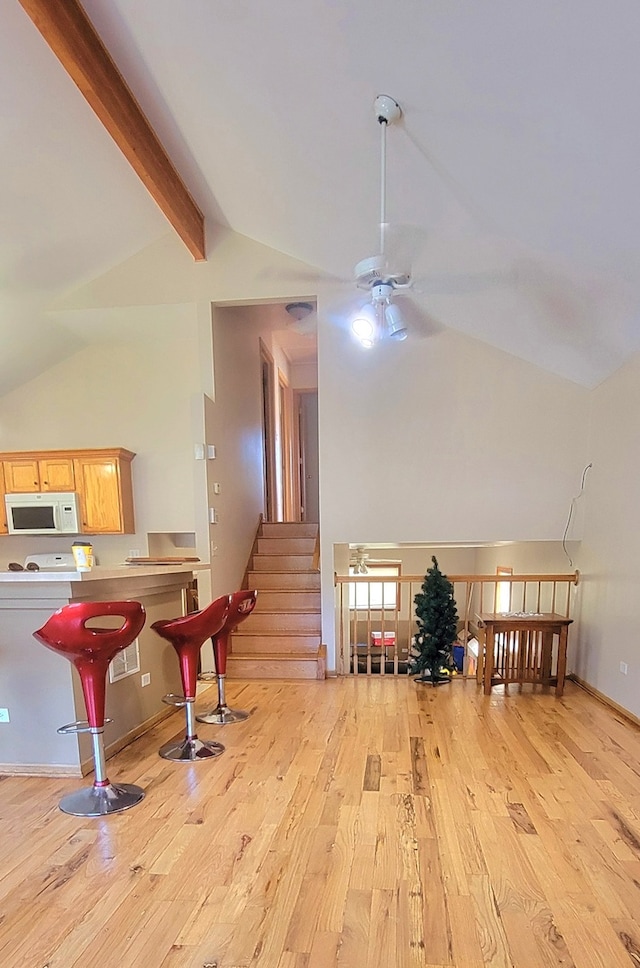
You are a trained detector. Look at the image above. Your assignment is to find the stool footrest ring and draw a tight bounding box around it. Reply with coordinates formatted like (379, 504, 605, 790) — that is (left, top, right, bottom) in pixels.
(162, 694, 192, 708)
(57, 719, 112, 735)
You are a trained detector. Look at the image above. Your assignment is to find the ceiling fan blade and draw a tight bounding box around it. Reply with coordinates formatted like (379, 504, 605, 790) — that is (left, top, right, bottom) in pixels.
(393, 295, 444, 339)
(321, 289, 368, 328)
(256, 263, 351, 288)
(412, 267, 515, 296)
(361, 222, 427, 280)
(511, 258, 592, 336)
(382, 222, 428, 266)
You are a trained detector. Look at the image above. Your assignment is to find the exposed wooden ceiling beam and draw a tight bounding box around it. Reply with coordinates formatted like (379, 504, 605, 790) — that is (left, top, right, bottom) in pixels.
(18, 0, 206, 261)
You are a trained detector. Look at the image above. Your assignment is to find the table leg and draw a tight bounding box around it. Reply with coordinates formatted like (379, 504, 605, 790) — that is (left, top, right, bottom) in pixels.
(484, 627, 494, 694)
(556, 626, 568, 697)
(541, 630, 553, 683)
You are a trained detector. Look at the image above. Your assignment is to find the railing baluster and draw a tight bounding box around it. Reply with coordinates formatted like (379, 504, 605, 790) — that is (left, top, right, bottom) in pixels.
(336, 571, 579, 677)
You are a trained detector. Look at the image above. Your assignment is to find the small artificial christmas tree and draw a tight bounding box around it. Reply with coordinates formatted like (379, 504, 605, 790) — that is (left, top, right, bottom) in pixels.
(409, 556, 459, 686)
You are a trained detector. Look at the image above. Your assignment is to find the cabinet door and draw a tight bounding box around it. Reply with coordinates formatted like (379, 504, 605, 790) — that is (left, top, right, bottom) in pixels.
(0, 464, 7, 533)
(74, 457, 134, 534)
(3, 459, 40, 492)
(38, 458, 75, 492)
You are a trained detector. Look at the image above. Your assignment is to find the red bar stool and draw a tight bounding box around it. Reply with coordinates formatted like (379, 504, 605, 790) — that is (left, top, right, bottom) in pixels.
(33, 601, 146, 817)
(151, 594, 230, 761)
(197, 589, 258, 725)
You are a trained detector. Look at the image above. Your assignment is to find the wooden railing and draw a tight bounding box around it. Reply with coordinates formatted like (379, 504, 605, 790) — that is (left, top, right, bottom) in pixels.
(334, 571, 580, 676)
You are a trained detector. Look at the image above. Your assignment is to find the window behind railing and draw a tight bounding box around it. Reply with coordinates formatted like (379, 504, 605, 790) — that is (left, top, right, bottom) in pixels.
(348, 563, 401, 611)
(335, 571, 579, 676)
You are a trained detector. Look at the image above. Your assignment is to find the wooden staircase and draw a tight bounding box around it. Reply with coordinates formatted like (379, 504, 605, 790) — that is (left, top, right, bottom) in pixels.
(226, 521, 326, 680)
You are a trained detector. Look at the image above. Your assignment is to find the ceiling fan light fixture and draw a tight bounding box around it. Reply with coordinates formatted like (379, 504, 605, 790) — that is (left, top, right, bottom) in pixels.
(351, 304, 377, 347)
(384, 302, 408, 341)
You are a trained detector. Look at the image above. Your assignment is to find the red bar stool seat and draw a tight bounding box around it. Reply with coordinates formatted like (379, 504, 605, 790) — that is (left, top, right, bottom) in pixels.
(197, 589, 257, 725)
(33, 601, 146, 817)
(151, 594, 230, 761)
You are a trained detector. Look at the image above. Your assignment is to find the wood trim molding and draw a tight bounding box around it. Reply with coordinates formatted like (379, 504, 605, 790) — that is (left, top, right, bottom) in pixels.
(569, 674, 640, 730)
(17, 0, 206, 261)
(0, 447, 135, 462)
(241, 514, 264, 591)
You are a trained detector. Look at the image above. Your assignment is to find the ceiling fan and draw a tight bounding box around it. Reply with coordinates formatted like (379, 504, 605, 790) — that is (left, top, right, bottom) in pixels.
(348, 96, 409, 347)
(275, 95, 513, 345)
(350, 546, 370, 574)
(348, 95, 437, 348)
(345, 96, 518, 348)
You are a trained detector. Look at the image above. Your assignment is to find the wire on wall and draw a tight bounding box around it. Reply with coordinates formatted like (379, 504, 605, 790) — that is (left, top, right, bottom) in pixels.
(562, 462, 593, 567)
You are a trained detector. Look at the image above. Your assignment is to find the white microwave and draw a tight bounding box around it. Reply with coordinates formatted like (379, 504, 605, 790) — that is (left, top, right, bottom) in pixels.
(5, 492, 81, 535)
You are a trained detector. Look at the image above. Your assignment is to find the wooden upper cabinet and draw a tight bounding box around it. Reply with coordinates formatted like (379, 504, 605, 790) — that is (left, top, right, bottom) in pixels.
(73, 450, 135, 534)
(4, 458, 42, 492)
(3, 456, 75, 493)
(39, 457, 75, 491)
(0, 463, 7, 534)
(0, 448, 135, 535)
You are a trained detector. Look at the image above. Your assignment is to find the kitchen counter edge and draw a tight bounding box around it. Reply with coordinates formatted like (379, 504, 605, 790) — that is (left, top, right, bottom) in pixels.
(0, 563, 207, 583)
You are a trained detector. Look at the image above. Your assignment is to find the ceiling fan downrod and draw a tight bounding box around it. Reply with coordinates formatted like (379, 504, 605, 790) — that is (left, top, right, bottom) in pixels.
(375, 95, 402, 257)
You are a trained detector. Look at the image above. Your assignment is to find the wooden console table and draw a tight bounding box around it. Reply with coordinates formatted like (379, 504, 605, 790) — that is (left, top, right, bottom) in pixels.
(477, 612, 573, 697)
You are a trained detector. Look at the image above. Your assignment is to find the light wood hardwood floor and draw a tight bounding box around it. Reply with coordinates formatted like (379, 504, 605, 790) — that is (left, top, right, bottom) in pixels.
(2, 677, 640, 967)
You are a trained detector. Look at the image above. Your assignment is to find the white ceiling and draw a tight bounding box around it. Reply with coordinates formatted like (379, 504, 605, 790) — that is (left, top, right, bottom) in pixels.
(3, 0, 640, 390)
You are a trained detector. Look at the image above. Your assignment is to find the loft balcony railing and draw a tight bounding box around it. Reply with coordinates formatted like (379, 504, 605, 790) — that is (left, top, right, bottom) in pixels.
(334, 571, 580, 677)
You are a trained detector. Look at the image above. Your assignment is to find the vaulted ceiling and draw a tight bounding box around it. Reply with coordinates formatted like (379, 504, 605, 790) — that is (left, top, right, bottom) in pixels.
(3, 0, 640, 392)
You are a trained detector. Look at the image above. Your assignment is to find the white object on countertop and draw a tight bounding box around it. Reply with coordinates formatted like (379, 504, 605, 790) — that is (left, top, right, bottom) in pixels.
(24, 553, 76, 570)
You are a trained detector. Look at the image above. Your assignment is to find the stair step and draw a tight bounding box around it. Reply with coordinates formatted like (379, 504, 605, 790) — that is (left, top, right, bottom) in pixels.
(248, 571, 321, 591)
(243, 611, 321, 632)
(260, 523, 318, 538)
(252, 554, 315, 572)
(232, 631, 321, 653)
(254, 590, 320, 610)
(227, 646, 326, 680)
(256, 537, 316, 555)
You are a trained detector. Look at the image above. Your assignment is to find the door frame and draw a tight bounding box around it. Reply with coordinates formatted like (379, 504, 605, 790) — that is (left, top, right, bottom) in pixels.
(294, 389, 319, 523)
(278, 369, 298, 522)
(260, 340, 278, 522)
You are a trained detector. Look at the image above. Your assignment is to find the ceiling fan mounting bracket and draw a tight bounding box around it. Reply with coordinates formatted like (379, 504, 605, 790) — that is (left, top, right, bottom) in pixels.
(375, 95, 402, 126)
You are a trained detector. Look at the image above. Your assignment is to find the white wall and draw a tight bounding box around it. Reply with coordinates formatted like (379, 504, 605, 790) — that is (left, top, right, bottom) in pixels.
(474, 542, 578, 575)
(290, 362, 318, 390)
(335, 545, 480, 579)
(319, 324, 590, 543)
(318, 320, 591, 669)
(0, 326, 200, 567)
(204, 304, 276, 599)
(2, 231, 322, 583)
(575, 352, 640, 717)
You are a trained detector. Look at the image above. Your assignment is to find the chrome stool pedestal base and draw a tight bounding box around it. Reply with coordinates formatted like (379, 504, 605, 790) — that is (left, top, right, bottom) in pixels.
(59, 781, 145, 817)
(197, 671, 250, 726)
(159, 736, 225, 761)
(160, 695, 225, 761)
(196, 704, 249, 725)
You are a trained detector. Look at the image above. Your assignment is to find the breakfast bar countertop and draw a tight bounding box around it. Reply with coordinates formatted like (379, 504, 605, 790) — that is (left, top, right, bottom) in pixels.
(0, 562, 206, 582)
